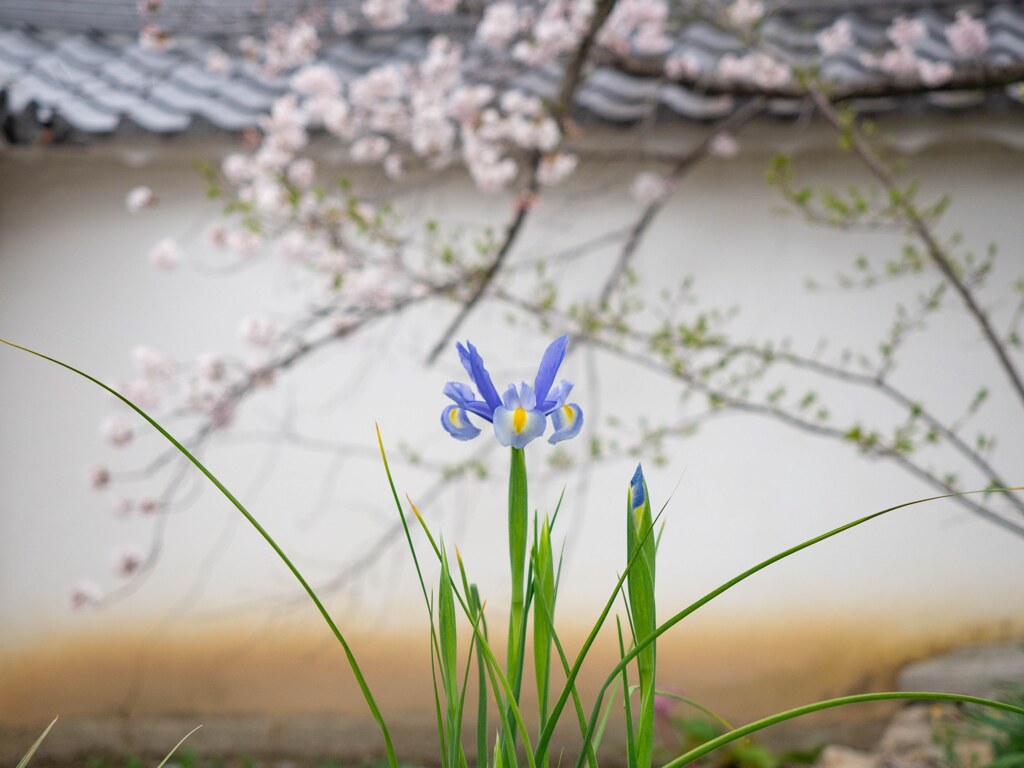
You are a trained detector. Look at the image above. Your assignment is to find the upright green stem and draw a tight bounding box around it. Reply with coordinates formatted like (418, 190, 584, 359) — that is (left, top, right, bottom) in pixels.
(507, 447, 528, 682)
(503, 446, 529, 761)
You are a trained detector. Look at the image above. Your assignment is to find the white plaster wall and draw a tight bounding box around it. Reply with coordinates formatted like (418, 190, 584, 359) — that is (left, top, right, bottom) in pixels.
(1, 125, 1023, 680)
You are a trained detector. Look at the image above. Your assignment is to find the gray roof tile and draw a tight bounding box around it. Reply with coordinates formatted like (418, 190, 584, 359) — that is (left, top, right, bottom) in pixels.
(659, 85, 735, 120)
(1, 2, 1022, 141)
(125, 98, 190, 132)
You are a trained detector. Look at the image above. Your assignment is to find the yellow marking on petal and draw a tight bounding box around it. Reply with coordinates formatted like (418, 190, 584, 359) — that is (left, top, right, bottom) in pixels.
(513, 407, 527, 433)
(562, 405, 574, 422)
(449, 409, 461, 427)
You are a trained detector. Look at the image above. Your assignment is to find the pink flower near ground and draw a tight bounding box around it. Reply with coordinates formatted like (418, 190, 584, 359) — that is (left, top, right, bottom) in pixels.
(112, 546, 145, 577)
(70, 581, 102, 609)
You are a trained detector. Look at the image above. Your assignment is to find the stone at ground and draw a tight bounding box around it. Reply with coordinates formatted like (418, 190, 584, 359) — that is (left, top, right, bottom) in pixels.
(897, 641, 1024, 699)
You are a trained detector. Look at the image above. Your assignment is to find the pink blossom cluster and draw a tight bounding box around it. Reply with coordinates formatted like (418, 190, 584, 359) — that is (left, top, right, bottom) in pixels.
(860, 12, 988, 86)
(716, 51, 792, 89)
(231, 29, 577, 196)
(600, 0, 671, 56)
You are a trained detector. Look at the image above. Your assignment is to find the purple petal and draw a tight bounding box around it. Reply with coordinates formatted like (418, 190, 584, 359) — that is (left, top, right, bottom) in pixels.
(456, 341, 502, 413)
(443, 381, 494, 421)
(533, 335, 568, 405)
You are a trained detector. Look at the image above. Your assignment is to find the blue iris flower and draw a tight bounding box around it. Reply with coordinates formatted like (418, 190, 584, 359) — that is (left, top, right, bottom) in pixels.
(441, 335, 584, 449)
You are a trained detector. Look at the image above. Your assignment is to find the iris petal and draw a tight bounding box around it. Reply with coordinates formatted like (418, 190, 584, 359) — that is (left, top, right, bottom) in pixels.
(519, 381, 537, 410)
(533, 335, 568, 405)
(443, 381, 494, 421)
(441, 405, 482, 441)
(501, 383, 520, 409)
(541, 379, 573, 414)
(456, 341, 502, 413)
(493, 405, 546, 449)
(548, 403, 583, 444)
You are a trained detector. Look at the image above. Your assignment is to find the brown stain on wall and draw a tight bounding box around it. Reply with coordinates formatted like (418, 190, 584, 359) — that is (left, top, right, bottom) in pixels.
(4, 610, 1022, 740)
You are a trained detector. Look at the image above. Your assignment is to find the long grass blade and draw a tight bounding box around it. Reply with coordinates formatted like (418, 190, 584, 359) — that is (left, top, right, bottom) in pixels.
(661, 692, 1024, 768)
(1, 339, 398, 768)
(16, 716, 58, 768)
(616, 618, 638, 768)
(155, 724, 203, 768)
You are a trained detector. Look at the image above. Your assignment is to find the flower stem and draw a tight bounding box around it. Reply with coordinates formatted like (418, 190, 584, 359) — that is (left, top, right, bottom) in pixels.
(507, 447, 528, 685)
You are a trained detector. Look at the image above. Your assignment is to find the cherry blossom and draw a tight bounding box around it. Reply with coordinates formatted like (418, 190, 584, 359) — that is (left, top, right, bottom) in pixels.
(631, 172, 669, 205)
(709, 132, 739, 159)
(816, 19, 854, 56)
(88, 466, 111, 490)
(351, 136, 392, 164)
(601, 0, 670, 55)
(874, 46, 921, 78)
(666, 51, 701, 80)
(70, 581, 102, 610)
(362, 0, 409, 28)
(224, 229, 263, 260)
(205, 49, 232, 76)
(945, 11, 989, 58)
(538, 153, 579, 186)
(111, 497, 134, 517)
(287, 158, 316, 189)
(120, 378, 161, 410)
(222, 154, 253, 184)
(239, 314, 277, 347)
(717, 52, 791, 89)
(261, 17, 320, 75)
(112, 545, 145, 577)
(916, 58, 954, 86)
(148, 238, 181, 271)
(125, 185, 157, 213)
(291, 64, 341, 98)
(727, 0, 765, 28)
(133, 345, 175, 379)
(196, 354, 227, 382)
(138, 498, 160, 516)
(512, 0, 593, 66)
(421, 0, 458, 13)
(476, 3, 521, 48)
(100, 416, 134, 447)
(887, 15, 927, 48)
(139, 23, 171, 51)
